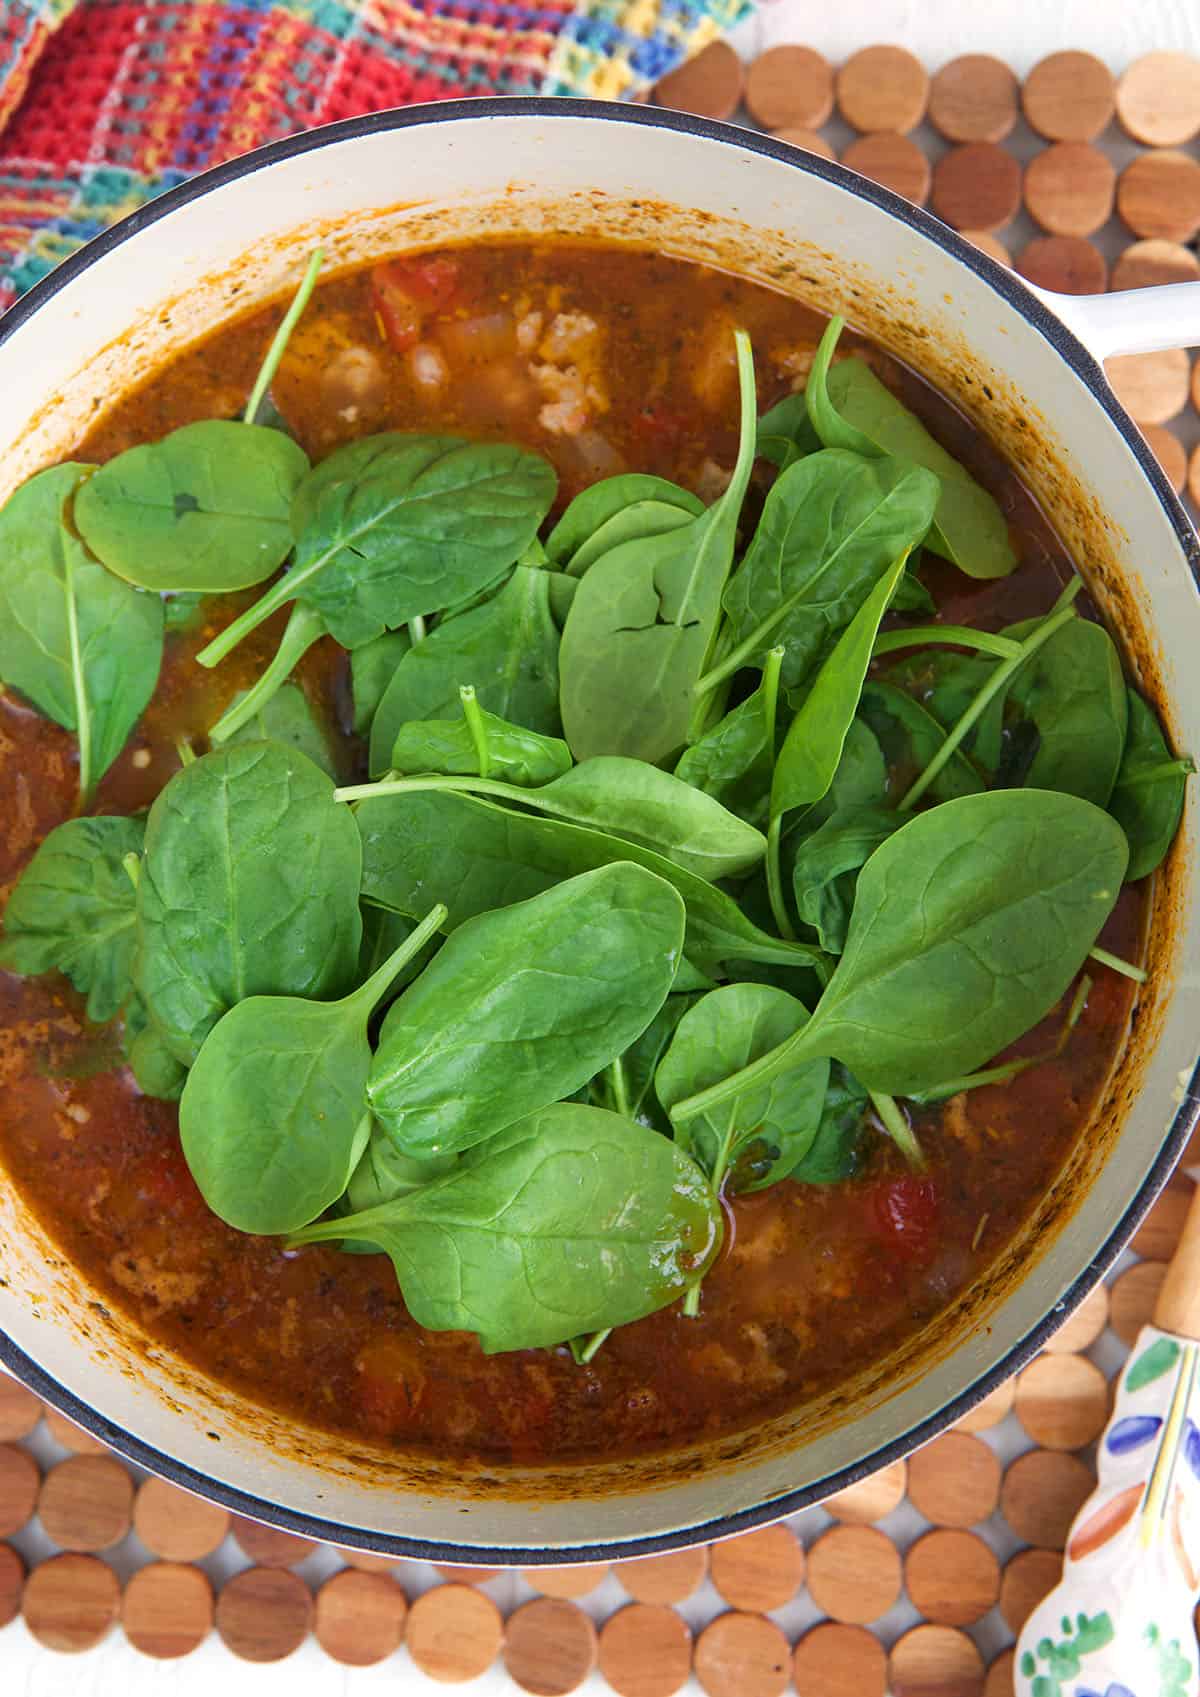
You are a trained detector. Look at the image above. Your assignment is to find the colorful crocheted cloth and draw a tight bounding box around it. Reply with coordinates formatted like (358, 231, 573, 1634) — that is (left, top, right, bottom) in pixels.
(0, 0, 751, 309)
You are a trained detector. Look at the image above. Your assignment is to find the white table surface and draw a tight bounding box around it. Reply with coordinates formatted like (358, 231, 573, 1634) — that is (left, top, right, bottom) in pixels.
(6, 0, 1200, 1690)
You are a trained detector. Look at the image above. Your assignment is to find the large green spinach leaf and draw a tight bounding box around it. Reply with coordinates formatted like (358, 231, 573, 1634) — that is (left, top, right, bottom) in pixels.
(1004, 615, 1128, 806)
(1109, 689, 1194, 880)
(0, 815, 145, 1023)
(859, 679, 984, 801)
(0, 463, 164, 803)
(350, 630, 411, 737)
(289, 1103, 720, 1352)
(545, 474, 703, 570)
(367, 863, 685, 1155)
(75, 421, 310, 592)
(135, 743, 362, 1064)
(790, 806, 901, 953)
(388, 688, 571, 786)
(757, 391, 821, 470)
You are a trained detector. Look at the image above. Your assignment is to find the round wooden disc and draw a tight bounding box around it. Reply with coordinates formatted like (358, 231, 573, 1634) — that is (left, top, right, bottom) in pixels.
(231, 1514, 317, 1568)
(522, 1562, 609, 1598)
(122, 1561, 214, 1659)
(1023, 143, 1115, 237)
(505, 1595, 598, 1696)
(694, 1611, 791, 1697)
(346, 1549, 401, 1573)
(931, 144, 1022, 233)
(1141, 424, 1188, 495)
(134, 1476, 230, 1561)
(999, 1547, 1062, 1633)
(907, 1431, 1001, 1527)
(806, 1525, 902, 1624)
(928, 55, 1018, 144)
(793, 1621, 887, 1697)
(314, 1568, 407, 1666)
(215, 1567, 313, 1662)
(615, 1544, 708, 1604)
(1112, 239, 1200, 291)
(1016, 237, 1108, 295)
(890, 1624, 985, 1697)
(1000, 1449, 1094, 1548)
(836, 46, 929, 135)
(841, 133, 931, 205)
(0, 1541, 25, 1627)
(1014, 1352, 1109, 1449)
(1104, 349, 1191, 425)
(43, 1407, 107, 1454)
(1116, 52, 1200, 146)
(904, 1528, 1000, 1626)
(1131, 1181, 1191, 1259)
(0, 1443, 39, 1538)
(653, 42, 744, 123)
(960, 231, 1011, 267)
(1189, 443, 1200, 509)
(1023, 51, 1115, 142)
(432, 1562, 500, 1582)
(1110, 1258, 1169, 1344)
(745, 46, 833, 131)
(985, 1648, 1015, 1697)
(823, 1458, 907, 1523)
(709, 1523, 804, 1612)
(771, 128, 835, 160)
(38, 1454, 133, 1552)
(599, 1602, 692, 1697)
(406, 1583, 503, 1682)
(955, 1377, 1015, 1433)
(1044, 1281, 1109, 1354)
(0, 1375, 41, 1442)
(23, 1551, 121, 1652)
(1118, 151, 1200, 243)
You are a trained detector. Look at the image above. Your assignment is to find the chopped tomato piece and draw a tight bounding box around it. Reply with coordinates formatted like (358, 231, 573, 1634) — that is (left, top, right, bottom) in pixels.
(629, 402, 689, 458)
(868, 1176, 940, 1265)
(371, 257, 465, 352)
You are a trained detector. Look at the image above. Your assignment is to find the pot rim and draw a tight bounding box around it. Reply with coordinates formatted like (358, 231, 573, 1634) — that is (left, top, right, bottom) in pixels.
(1, 95, 1197, 1563)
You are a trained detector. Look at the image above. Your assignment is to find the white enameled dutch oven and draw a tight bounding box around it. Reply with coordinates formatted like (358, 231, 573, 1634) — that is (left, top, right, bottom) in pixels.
(1, 100, 1199, 1564)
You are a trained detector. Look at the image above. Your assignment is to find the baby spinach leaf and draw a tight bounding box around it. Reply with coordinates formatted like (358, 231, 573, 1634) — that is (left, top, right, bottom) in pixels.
(806, 316, 1017, 579)
(347, 1126, 458, 1214)
(545, 474, 702, 569)
(367, 863, 686, 1155)
(198, 435, 557, 662)
(1004, 615, 1128, 806)
(122, 993, 189, 1102)
(1109, 690, 1194, 880)
(350, 630, 410, 736)
(887, 648, 1004, 774)
(0, 463, 164, 804)
(369, 566, 560, 775)
(671, 789, 1129, 1112)
(355, 790, 822, 980)
(389, 689, 571, 786)
(715, 450, 939, 692)
(356, 905, 440, 996)
(788, 1066, 868, 1184)
(797, 717, 889, 836)
(558, 330, 757, 763)
(75, 421, 310, 592)
(289, 1102, 721, 1353)
(656, 984, 828, 1194)
(222, 679, 337, 777)
(859, 680, 984, 801)
(180, 907, 446, 1234)
(790, 806, 901, 953)
(757, 391, 820, 470)
(207, 604, 326, 748)
(675, 647, 783, 828)
(135, 743, 362, 1065)
(562, 501, 699, 579)
(0, 815, 145, 1023)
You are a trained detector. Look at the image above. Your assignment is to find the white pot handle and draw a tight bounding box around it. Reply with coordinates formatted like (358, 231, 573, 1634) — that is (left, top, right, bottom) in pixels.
(1031, 281, 1200, 361)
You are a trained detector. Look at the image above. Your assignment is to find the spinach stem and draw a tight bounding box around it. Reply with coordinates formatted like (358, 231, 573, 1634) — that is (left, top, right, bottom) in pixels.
(196, 569, 298, 667)
(174, 736, 197, 767)
(572, 1329, 611, 1365)
(1088, 944, 1147, 984)
(869, 1090, 925, 1169)
(206, 605, 325, 744)
(607, 1056, 631, 1119)
(682, 1283, 703, 1319)
(761, 644, 785, 753)
(759, 648, 787, 934)
(459, 685, 491, 778)
(899, 585, 1082, 810)
(63, 549, 92, 807)
(408, 614, 427, 645)
(346, 902, 447, 1016)
(244, 248, 324, 426)
(872, 625, 1021, 661)
(765, 815, 797, 939)
(905, 974, 1092, 1104)
(121, 851, 140, 891)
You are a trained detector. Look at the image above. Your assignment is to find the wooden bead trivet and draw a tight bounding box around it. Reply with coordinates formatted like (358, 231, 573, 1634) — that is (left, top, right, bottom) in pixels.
(22, 1552, 120, 1652)
(824, 1455, 907, 1521)
(598, 1602, 692, 1697)
(38, 1454, 133, 1552)
(0, 1541, 24, 1627)
(523, 1561, 609, 1598)
(652, 41, 743, 122)
(1117, 151, 1200, 243)
(1103, 349, 1191, 425)
(1111, 239, 1200, 290)
(1023, 143, 1115, 238)
(1000, 1449, 1094, 1548)
(955, 1375, 1015, 1433)
(958, 231, 1012, 267)
(745, 46, 833, 132)
(907, 1431, 1001, 1527)
(1116, 51, 1200, 146)
(1110, 1258, 1169, 1344)
(121, 1561, 213, 1659)
(406, 1582, 504, 1682)
(1189, 444, 1200, 509)
(1044, 1280, 1109, 1353)
(215, 1566, 313, 1662)
(1016, 236, 1107, 296)
(133, 1474, 229, 1560)
(998, 1548, 1062, 1634)
(771, 128, 835, 160)
(904, 1529, 1000, 1626)
(343, 1548, 397, 1571)
(930, 144, 1023, 233)
(1022, 50, 1115, 142)
(928, 54, 1018, 144)
(232, 1512, 317, 1567)
(693, 1611, 791, 1697)
(806, 1524, 901, 1623)
(1142, 424, 1188, 495)
(505, 1596, 598, 1696)
(43, 1407, 107, 1454)
(1013, 1352, 1108, 1449)
(0, 1377, 40, 1442)
(709, 1523, 803, 1612)
(616, 1544, 707, 1603)
(890, 1623, 985, 1696)
(793, 1620, 888, 1697)
(1131, 1179, 1191, 1258)
(986, 1649, 1015, 1697)
(841, 133, 931, 205)
(0, 1442, 38, 1538)
(314, 1568, 407, 1666)
(836, 45, 928, 134)
(434, 1559, 500, 1581)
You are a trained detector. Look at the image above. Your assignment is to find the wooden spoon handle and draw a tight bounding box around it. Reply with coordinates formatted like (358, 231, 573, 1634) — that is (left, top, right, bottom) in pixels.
(1153, 1182, 1200, 1338)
